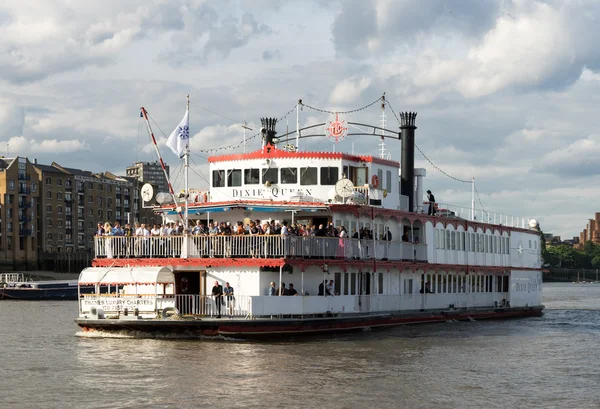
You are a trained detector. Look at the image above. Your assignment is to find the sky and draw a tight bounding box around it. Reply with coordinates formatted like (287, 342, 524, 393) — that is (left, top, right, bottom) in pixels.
(1, 0, 599, 239)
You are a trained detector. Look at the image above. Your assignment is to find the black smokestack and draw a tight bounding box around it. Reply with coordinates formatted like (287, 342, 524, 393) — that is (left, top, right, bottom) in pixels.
(260, 117, 278, 146)
(400, 112, 417, 212)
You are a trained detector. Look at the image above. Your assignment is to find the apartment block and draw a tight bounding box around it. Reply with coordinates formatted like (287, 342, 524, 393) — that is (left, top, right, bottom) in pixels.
(0, 157, 39, 269)
(125, 161, 170, 194)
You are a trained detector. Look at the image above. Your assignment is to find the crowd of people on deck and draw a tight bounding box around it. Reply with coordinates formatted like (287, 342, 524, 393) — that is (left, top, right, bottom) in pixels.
(95, 219, 392, 240)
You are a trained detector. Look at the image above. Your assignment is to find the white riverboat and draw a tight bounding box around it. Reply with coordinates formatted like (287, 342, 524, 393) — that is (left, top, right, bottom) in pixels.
(76, 102, 543, 338)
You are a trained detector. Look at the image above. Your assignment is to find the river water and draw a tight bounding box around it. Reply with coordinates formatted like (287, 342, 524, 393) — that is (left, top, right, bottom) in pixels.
(1, 283, 598, 409)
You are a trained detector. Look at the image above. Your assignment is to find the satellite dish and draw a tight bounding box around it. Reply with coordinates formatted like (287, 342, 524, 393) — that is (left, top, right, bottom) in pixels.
(155, 192, 172, 205)
(141, 183, 154, 202)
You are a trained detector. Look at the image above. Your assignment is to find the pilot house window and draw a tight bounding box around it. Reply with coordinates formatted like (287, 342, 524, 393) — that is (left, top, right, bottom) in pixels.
(320, 167, 339, 185)
(262, 168, 278, 184)
(227, 169, 242, 187)
(281, 168, 297, 184)
(212, 170, 225, 187)
(300, 167, 317, 185)
(244, 169, 259, 184)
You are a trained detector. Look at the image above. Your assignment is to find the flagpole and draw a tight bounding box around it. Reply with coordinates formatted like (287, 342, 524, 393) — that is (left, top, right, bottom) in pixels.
(184, 94, 190, 235)
(140, 107, 182, 221)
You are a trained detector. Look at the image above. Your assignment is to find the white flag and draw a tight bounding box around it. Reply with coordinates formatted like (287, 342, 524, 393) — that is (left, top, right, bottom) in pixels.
(166, 109, 189, 157)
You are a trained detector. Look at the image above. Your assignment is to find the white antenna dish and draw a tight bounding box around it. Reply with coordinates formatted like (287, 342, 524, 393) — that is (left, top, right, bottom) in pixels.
(141, 183, 154, 202)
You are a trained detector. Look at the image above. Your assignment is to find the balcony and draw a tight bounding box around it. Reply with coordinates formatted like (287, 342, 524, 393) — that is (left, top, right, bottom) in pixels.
(19, 201, 31, 208)
(19, 229, 32, 237)
(19, 216, 31, 223)
(93, 235, 427, 261)
(18, 187, 30, 195)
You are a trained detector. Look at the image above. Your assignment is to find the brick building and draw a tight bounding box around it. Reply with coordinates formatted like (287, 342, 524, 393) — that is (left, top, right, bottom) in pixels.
(576, 212, 600, 249)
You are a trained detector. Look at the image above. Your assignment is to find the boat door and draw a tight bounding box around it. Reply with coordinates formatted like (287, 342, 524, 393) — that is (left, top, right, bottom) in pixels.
(174, 271, 204, 314)
(358, 272, 371, 313)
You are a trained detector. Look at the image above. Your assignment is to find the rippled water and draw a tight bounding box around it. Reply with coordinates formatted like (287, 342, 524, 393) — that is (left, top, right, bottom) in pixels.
(1, 283, 599, 409)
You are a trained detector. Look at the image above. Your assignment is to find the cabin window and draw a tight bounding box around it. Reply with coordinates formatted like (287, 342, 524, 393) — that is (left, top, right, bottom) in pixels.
(212, 170, 225, 187)
(386, 170, 392, 192)
(227, 169, 242, 187)
(334, 272, 341, 295)
(300, 167, 317, 185)
(403, 278, 413, 294)
(378, 273, 384, 294)
(343, 273, 349, 295)
(244, 169, 259, 184)
(262, 168, 278, 184)
(350, 273, 356, 295)
(320, 167, 339, 185)
(281, 168, 297, 184)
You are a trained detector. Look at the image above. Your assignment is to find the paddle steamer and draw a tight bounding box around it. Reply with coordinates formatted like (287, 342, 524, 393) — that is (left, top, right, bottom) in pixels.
(75, 102, 543, 338)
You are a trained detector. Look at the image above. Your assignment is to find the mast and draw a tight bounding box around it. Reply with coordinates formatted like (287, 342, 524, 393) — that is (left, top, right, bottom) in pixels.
(184, 94, 190, 233)
(140, 107, 182, 221)
(296, 99, 301, 150)
(471, 177, 475, 221)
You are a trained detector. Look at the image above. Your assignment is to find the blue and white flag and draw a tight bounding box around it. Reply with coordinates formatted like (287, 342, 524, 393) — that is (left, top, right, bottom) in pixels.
(166, 109, 189, 158)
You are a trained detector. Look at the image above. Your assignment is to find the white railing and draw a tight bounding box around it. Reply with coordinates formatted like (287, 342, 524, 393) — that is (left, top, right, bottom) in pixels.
(94, 235, 428, 261)
(428, 202, 531, 228)
(80, 293, 501, 319)
(0, 273, 27, 283)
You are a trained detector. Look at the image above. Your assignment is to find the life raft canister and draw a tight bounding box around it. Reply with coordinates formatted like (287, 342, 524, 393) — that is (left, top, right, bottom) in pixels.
(371, 175, 379, 189)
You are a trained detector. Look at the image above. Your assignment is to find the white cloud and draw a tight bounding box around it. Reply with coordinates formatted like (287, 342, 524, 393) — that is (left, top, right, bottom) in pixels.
(329, 77, 372, 104)
(6, 136, 89, 154)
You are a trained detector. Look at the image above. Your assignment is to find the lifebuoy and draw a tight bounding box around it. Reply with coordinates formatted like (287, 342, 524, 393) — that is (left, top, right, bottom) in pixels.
(371, 175, 379, 189)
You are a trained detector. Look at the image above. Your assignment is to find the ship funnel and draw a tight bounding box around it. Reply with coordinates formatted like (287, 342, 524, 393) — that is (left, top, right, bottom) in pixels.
(399, 112, 417, 212)
(260, 117, 278, 146)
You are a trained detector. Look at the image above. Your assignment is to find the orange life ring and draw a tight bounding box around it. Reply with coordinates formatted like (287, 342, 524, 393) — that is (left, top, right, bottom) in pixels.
(371, 175, 379, 189)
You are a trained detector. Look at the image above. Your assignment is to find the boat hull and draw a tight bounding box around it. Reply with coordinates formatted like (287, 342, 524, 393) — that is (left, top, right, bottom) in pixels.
(76, 306, 544, 339)
(0, 285, 95, 301)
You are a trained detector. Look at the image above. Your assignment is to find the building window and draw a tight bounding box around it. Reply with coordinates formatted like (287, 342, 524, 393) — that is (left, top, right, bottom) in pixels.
(89, 195, 93, 203)
(108, 185, 112, 193)
(66, 220, 72, 229)
(98, 184, 103, 191)
(300, 167, 318, 185)
(88, 209, 93, 216)
(46, 177, 52, 185)
(212, 170, 225, 187)
(47, 191, 52, 199)
(227, 169, 242, 187)
(281, 168, 298, 184)
(66, 180, 72, 188)
(97, 197, 103, 206)
(46, 218, 52, 227)
(244, 169, 259, 184)
(58, 219, 63, 227)
(7, 236, 12, 250)
(31, 183, 37, 193)
(46, 204, 52, 213)
(107, 211, 112, 220)
(7, 222, 12, 232)
(57, 179, 62, 186)
(58, 234, 63, 241)
(7, 208, 12, 218)
(124, 188, 129, 194)
(8, 180, 14, 190)
(107, 198, 112, 206)
(47, 232, 52, 240)
(262, 168, 278, 184)
(116, 186, 121, 194)
(98, 209, 103, 218)
(320, 167, 339, 185)
(57, 192, 62, 200)
(57, 206, 63, 214)
(88, 182, 94, 189)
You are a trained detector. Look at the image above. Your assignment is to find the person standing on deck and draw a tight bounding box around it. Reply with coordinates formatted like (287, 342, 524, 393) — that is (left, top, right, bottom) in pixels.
(269, 281, 276, 296)
(212, 280, 223, 318)
(427, 190, 436, 216)
(223, 282, 235, 318)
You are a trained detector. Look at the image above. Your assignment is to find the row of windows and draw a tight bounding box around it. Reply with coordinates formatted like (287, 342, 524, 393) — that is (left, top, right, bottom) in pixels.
(213, 167, 340, 187)
(422, 273, 510, 294)
(435, 230, 511, 255)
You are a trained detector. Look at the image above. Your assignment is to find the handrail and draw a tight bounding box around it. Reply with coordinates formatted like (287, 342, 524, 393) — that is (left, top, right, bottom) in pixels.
(93, 235, 427, 261)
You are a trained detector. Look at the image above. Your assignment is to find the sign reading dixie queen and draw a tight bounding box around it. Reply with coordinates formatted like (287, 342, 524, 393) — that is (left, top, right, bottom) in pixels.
(325, 113, 348, 143)
(230, 187, 313, 198)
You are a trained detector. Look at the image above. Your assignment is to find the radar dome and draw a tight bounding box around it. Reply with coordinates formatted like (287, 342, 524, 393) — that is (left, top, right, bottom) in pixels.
(528, 219, 539, 229)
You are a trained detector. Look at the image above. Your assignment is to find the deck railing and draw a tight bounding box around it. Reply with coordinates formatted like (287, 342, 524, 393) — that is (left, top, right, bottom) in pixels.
(93, 235, 427, 261)
(79, 293, 502, 319)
